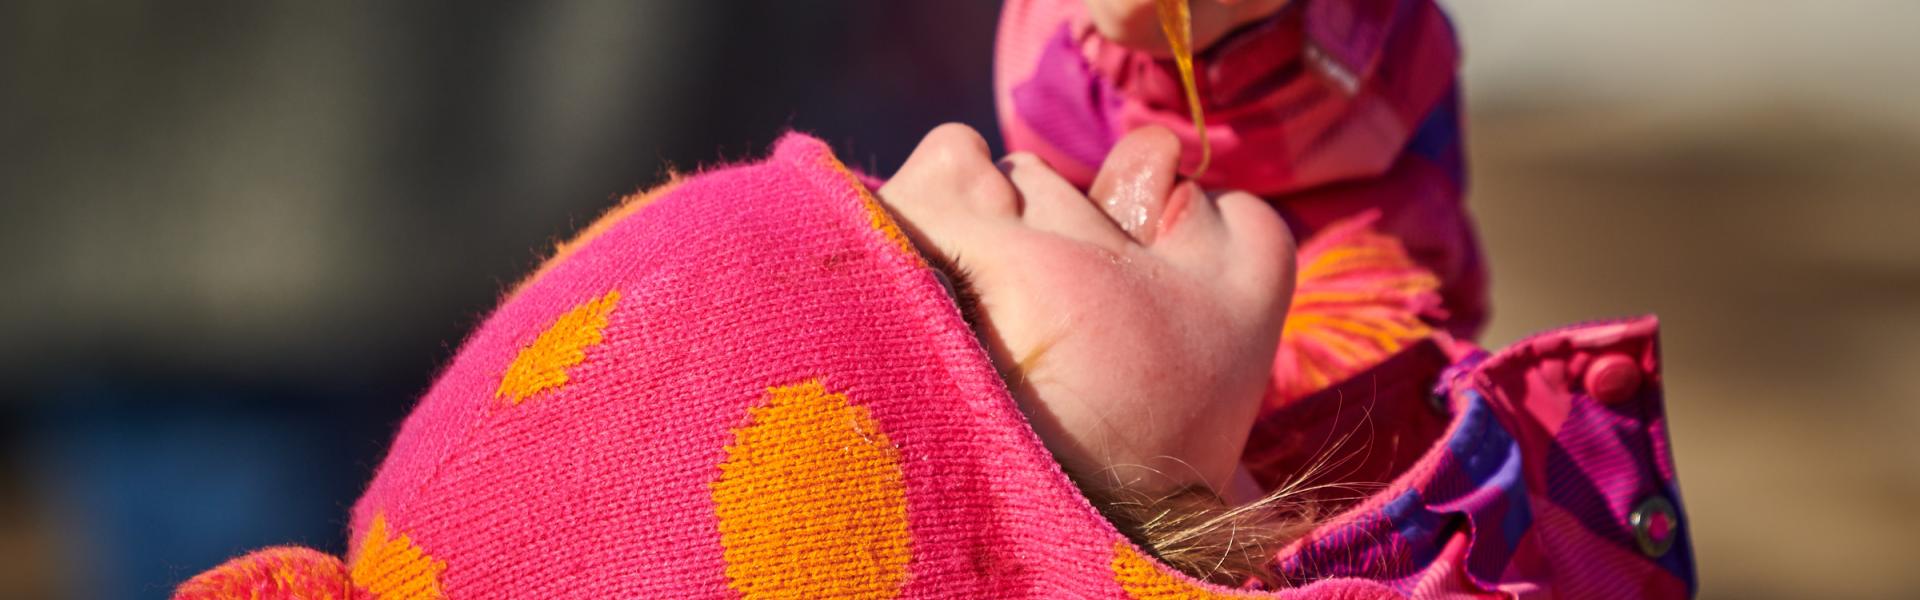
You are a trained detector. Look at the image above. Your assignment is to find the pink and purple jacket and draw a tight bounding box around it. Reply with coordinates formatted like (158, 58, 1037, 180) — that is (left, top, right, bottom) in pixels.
(996, 0, 1488, 337)
(175, 135, 1694, 599)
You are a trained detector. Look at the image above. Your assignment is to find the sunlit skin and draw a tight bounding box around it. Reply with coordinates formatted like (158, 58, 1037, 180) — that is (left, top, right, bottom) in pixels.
(876, 124, 1295, 498)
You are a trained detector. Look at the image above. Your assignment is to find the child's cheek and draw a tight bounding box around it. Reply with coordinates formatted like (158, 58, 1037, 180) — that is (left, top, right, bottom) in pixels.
(978, 242, 1153, 350)
(986, 240, 1226, 392)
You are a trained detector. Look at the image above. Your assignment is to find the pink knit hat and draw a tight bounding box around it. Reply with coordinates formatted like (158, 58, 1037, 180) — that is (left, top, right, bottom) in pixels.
(174, 134, 1403, 599)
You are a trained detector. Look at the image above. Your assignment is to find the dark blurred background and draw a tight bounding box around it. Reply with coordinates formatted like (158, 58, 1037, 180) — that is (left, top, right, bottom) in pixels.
(1, 1, 1914, 598)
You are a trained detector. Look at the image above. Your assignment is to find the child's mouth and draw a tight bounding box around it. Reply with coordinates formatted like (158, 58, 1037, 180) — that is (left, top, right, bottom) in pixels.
(1158, 180, 1200, 240)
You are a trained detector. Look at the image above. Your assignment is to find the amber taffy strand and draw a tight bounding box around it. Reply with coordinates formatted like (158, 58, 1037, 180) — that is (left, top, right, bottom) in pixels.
(1154, 0, 1210, 178)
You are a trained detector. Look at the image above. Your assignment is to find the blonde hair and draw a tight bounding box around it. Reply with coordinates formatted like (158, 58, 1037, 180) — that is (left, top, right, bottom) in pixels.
(993, 289, 1360, 587)
(1006, 342, 1352, 588)
(1074, 458, 1376, 588)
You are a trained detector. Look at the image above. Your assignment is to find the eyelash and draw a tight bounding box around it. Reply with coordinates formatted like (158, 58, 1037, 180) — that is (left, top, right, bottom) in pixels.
(927, 253, 983, 329)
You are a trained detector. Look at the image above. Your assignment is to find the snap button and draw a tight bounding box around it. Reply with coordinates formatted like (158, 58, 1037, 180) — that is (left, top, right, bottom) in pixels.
(1630, 494, 1678, 558)
(1584, 354, 1642, 405)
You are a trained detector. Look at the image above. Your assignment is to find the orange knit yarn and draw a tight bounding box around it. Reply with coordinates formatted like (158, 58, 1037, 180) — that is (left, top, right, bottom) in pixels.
(174, 546, 364, 600)
(1111, 543, 1258, 599)
(347, 514, 447, 600)
(1271, 214, 1442, 406)
(818, 152, 924, 266)
(711, 380, 912, 598)
(495, 290, 621, 404)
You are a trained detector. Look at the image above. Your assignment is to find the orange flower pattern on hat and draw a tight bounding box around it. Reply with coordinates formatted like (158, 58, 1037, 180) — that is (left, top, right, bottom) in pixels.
(348, 514, 446, 600)
(1112, 543, 1261, 599)
(712, 380, 912, 598)
(495, 290, 621, 404)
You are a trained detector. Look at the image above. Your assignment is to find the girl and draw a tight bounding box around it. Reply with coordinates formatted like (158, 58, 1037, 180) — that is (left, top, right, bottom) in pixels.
(174, 124, 1692, 598)
(178, 0, 1695, 595)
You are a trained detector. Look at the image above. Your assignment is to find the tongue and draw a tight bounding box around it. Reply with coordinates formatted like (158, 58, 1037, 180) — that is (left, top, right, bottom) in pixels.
(1089, 126, 1183, 244)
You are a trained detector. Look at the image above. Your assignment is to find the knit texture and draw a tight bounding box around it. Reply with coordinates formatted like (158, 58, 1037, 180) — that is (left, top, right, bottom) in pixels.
(175, 547, 363, 600)
(712, 380, 911, 598)
(1269, 210, 1442, 407)
(174, 134, 1692, 598)
(494, 290, 620, 404)
(348, 514, 446, 600)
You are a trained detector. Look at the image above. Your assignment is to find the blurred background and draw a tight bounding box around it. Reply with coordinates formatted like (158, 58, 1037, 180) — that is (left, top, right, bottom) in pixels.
(1, 1, 1913, 598)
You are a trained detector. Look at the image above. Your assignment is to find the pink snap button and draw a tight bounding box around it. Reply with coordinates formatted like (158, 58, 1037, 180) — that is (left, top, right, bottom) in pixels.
(1585, 354, 1643, 405)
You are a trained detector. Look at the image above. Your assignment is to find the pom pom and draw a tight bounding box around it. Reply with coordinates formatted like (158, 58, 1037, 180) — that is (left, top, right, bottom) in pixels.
(1270, 211, 1443, 407)
(175, 546, 367, 600)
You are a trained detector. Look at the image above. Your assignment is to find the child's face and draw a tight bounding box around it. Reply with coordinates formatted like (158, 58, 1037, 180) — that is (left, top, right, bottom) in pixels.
(877, 124, 1294, 496)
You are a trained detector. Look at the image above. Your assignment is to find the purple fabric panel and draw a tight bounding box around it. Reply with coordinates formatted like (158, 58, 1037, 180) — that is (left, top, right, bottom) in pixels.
(1273, 496, 1424, 585)
(1275, 392, 1526, 591)
(1378, 490, 1449, 584)
(1425, 392, 1530, 586)
(1547, 391, 1696, 588)
(1009, 24, 1120, 170)
(1402, 85, 1464, 185)
(1544, 397, 1655, 550)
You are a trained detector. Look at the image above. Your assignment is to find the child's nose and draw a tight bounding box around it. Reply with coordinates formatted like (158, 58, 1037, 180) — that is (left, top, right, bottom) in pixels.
(886, 123, 1020, 217)
(1090, 126, 1182, 245)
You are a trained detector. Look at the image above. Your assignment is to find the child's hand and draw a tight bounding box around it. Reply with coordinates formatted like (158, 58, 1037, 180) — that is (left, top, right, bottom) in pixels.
(1084, 0, 1290, 56)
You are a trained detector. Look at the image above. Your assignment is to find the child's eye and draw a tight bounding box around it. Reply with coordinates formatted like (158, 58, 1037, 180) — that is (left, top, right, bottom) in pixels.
(927, 254, 983, 330)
